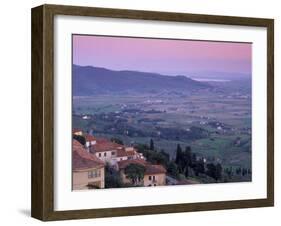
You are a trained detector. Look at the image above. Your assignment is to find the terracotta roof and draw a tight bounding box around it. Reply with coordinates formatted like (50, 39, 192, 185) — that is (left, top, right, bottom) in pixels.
(90, 138, 124, 153)
(118, 159, 166, 175)
(117, 159, 147, 169)
(145, 164, 166, 175)
(84, 134, 96, 142)
(125, 150, 137, 156)
(116, 148, 127, 157)
(72, 140, 104, 171)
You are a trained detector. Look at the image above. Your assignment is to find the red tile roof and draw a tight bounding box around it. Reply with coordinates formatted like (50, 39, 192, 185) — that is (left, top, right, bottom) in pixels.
(73, 140, 104, 171)
(117, 159, 147, 169)
(90, 138, 124, 153)
(89, 137, 138, 158)
(117, 159, 166, 175)
(125, 150, 137, 156)
(84, 134, 96, 142)
(114, 148, 137, 157)
(116, 148, 127, 157)
(145, 164, 166, 175)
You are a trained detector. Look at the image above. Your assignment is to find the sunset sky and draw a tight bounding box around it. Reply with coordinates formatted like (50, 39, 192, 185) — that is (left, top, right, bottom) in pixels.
(72, 35, 252, 77)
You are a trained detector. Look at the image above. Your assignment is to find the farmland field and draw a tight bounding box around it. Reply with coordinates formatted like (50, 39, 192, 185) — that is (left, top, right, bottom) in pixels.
(73, 79, 252, 182)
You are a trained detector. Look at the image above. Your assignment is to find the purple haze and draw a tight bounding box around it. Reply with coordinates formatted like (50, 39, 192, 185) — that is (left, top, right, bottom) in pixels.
(73, 35, 252, 78)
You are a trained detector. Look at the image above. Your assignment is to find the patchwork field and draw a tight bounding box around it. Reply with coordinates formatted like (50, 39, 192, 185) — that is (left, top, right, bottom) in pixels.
(73, 80, 252, 183)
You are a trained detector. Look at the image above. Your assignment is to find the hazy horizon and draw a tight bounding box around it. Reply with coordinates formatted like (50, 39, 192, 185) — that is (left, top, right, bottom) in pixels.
(73, 63, 251, 80)
(73, 35, 252, 78)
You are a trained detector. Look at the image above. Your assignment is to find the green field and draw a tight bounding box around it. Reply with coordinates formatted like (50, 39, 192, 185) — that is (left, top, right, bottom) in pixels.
(73, 85, 252, 182)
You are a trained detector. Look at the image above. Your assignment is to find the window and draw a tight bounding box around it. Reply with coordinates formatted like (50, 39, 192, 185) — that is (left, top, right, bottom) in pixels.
(154, 184, 157, 186)
(111, 151, 115, 155)
(98, 153, 101, 157)
(120, 158, 123, 161)
(153, 176, 156, 181)
(104, 152, 107, 157)
(88, 169, 100, 178)
(148, 176, 152, 181)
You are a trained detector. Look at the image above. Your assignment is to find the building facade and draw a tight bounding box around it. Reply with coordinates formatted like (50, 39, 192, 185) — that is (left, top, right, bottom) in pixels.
(90, 138, 144, 165)
(72, 130, 167, 189)
(117, 159, 166, 187)
(72, 140, 105, 190)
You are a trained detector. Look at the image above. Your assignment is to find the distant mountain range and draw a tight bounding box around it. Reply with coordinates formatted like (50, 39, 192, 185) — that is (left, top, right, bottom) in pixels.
(73, 65, 211, 96)
(190, 71, 251, 81)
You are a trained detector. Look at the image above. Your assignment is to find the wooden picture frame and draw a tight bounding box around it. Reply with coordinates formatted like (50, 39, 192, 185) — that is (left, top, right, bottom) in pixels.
(31, 4, 274, 221)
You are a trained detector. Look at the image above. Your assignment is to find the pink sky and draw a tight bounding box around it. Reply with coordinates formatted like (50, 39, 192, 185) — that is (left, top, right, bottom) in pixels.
(73, 35, 252, 76)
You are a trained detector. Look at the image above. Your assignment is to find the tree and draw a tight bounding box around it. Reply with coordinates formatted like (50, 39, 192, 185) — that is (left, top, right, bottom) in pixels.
(206, 163, 217, 180)
(206, 163, 222, 181)
(135, 143, 149, 152)
(225, 167, 233, 179)
(124, 163, 146, 185)
(215, 163, 222, 181)
(73, 134, 86, 145)
(150, 152, 167, 166)
(167, 161, 179, 178)
(110, 137, 124, 145)
(150, 138, 154, 151)
(184, 166, 190, 177)
(175, 144, 182, 163)
(247, 168, 252, 175)
(242, 168, 247, 176)
(135, 144, 169, 167)
(104, 164, 123, 188)
(183, 146, 192, 167)
(191, 153, 197, 167)
(159, 150, 170, 167)
(175, 144, 184, 173)
(236, 167, 242, 175)
(178, 146, 191, 177)
(194, 158, 205, 176)
(160, 149, 170, 161)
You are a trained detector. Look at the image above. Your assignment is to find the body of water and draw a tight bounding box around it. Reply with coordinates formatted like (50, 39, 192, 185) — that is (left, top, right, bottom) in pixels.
(192, 78, 231, 82)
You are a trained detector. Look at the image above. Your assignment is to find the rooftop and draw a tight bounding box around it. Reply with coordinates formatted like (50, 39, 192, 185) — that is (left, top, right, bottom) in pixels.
(116, 148, 127, 157)
(117, 159, 147, 169)
(73, 140, 104, 171)
(145, 164, 166, 175)
(116, 148, 137, 157)
(117, 159, 166, 175)
(84, 134, 96, 142)
(90, 138, 124, 153)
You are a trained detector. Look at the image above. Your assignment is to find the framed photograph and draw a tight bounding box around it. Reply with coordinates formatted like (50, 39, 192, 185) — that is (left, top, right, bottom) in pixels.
(31, 4, 274, 221)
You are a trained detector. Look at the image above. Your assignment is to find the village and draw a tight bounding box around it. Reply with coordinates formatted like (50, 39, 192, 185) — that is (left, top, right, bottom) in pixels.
(72, 128, 167, 190)
(72, 123, 252, 190)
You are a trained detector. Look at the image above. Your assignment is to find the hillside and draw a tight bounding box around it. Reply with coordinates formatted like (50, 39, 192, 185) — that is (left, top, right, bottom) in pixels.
(73, 65, 211, 95)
